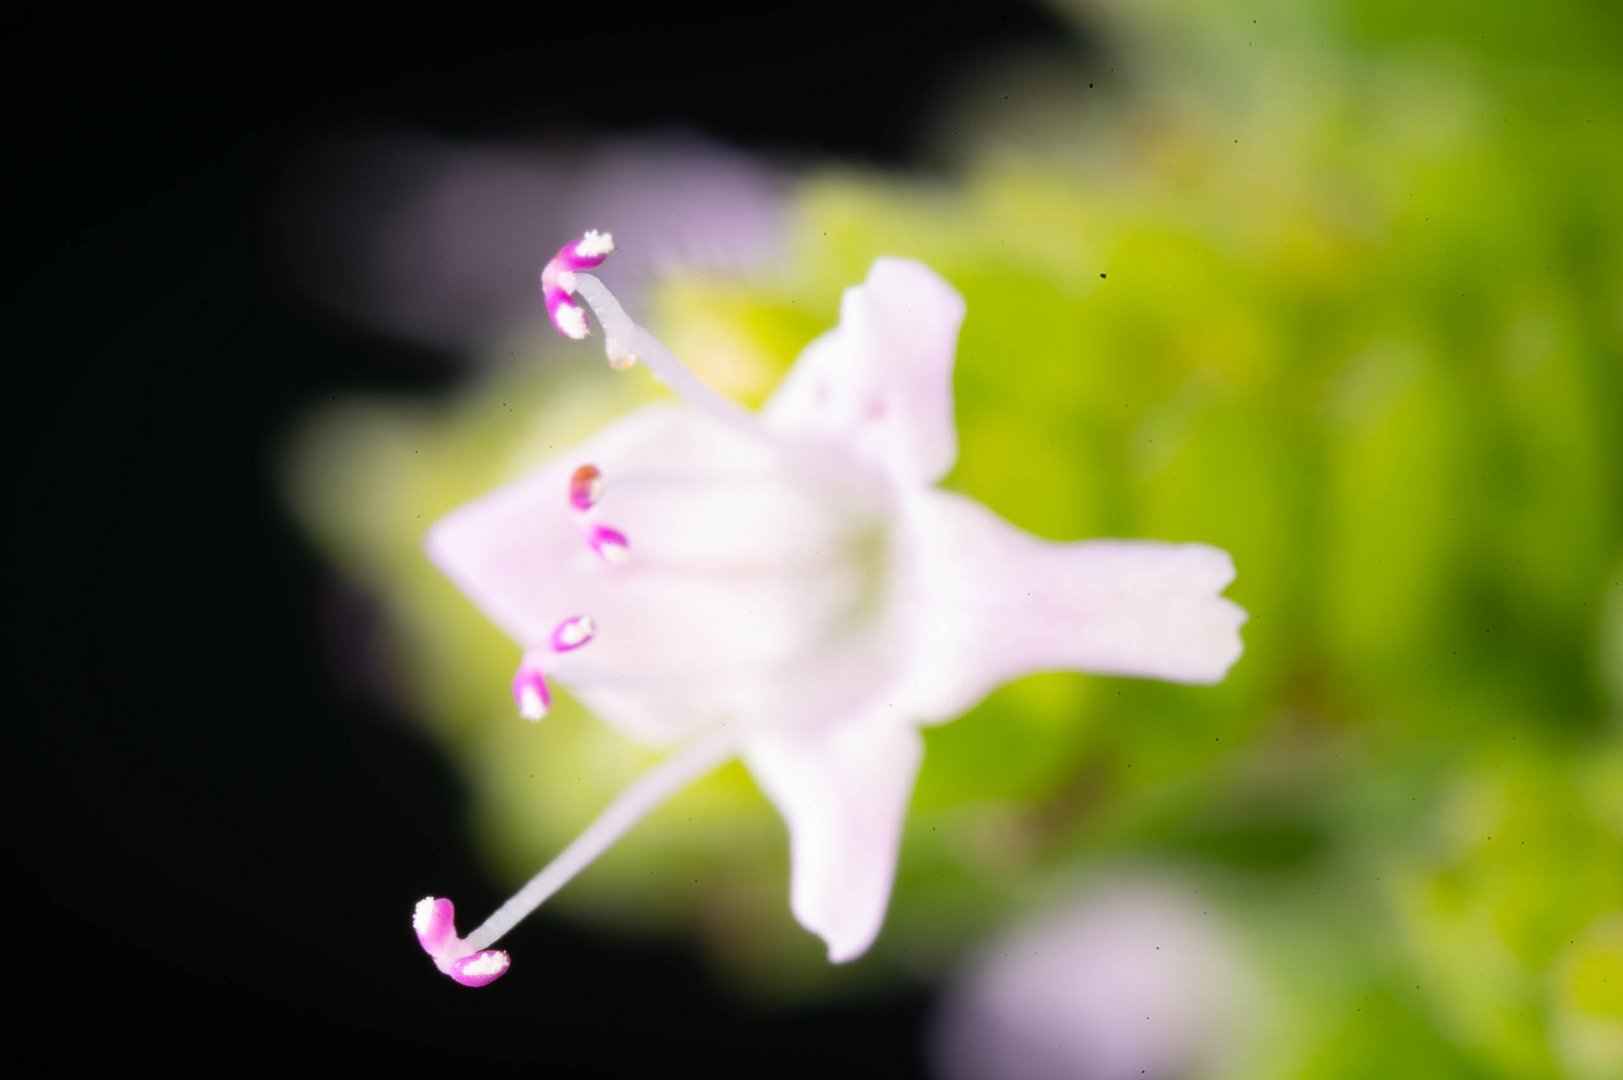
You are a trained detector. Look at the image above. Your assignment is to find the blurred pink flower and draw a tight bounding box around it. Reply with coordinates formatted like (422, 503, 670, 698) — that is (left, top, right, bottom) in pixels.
(931, 878, 1258, 1080)
(412, 241, 1246, 984)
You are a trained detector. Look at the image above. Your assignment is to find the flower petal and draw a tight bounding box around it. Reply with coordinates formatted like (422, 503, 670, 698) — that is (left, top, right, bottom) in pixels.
(743, 719, 924, 963)
(896, 491, 1246, 723)
(763, 258, 965, 484)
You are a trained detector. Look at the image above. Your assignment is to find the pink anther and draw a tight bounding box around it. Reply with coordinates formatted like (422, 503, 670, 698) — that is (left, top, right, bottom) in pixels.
(551, 615, 598, 652)
(552, 230, 615, 272)
(588, 524, 630, 564)
(413, 897, 512, 989)
(570, 464, 604, 511)
(413, 896, 458, 955)
(449, 950, 512, 988)
(511, 659, 553, 722)
(540, 230, 615, 339)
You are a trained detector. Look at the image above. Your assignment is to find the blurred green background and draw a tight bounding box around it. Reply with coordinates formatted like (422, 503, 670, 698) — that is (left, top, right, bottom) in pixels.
(285, 1, 1622, 1076)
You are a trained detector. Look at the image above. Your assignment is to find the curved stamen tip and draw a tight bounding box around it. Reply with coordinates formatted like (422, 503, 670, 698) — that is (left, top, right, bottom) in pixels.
(511, 661, 553, 722)
(552, 614, 597, 652)
(541, 231, 616, 339)
(413, 897, 513, 988)
(450, 950, 512, 988)
(569, 464, 604, 511)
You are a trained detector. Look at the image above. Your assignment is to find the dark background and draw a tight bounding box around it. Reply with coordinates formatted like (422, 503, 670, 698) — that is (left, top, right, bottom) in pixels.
(8, 5, 1080, 1073)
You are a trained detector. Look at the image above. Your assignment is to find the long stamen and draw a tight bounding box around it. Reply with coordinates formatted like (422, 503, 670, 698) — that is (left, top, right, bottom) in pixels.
(413, 897, 512, 988)
(571, 272, 757, 431)
(540, 231, 759, 434)
(539, 230, 615, 340)
(586, 524, 630, 563)
(456, 727, 738, 955)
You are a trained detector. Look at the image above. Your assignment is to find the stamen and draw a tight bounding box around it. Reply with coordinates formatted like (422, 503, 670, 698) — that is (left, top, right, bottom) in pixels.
(569, 464, 604, 511)
(539, 233, 606, 339)
(510, 621, 596, 721)
(551, 614, 597, 652)
(541, 230, 761, 435)
(454, 728, 738, 956)
(411, 896, 513, 989)
(567, 462, 631, 562)
(587, 524, 630, 564)
(511, 658, 552, 722)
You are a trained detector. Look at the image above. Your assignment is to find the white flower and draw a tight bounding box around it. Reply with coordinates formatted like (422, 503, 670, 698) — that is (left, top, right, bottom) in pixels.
(411, 234, 1246, 985)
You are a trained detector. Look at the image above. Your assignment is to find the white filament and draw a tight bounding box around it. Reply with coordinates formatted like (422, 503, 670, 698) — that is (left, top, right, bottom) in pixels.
(460, 728, 738, 952)
(556, 615, 596, 648)
(571, 273, 761, 436)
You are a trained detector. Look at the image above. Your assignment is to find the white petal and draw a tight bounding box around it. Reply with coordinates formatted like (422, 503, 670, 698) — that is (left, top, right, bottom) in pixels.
(428, 404, 904, 745)
(743, 719, 924, 963)
(895, 491, 1247, 723)
(764, 258, 965, 484)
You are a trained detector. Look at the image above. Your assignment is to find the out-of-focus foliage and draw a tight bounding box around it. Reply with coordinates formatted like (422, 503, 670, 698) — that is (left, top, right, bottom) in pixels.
(286, 1, 1621, 1074)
